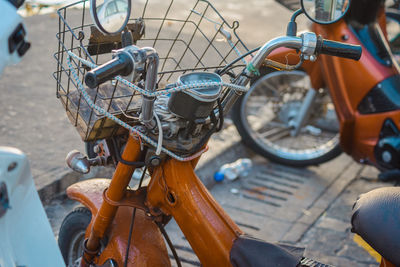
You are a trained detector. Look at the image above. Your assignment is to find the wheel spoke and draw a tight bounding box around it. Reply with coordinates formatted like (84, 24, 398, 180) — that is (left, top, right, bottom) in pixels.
(258, 127, 291, 140)
(238, 70, 340, 162)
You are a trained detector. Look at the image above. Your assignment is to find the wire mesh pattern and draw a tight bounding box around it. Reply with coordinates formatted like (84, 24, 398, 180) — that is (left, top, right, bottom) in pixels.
(54, 0, 249, 141)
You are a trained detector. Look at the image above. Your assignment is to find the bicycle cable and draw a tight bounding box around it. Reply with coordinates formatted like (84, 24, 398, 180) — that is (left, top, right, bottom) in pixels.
(155, 221, 182, 267)
(124, 166, 147, 267)
(66, 52, 242, 161)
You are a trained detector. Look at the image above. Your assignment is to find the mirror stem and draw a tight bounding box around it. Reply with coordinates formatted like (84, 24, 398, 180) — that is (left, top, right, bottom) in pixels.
(121, 28, 134, 47)
(286, 9, 303, 36)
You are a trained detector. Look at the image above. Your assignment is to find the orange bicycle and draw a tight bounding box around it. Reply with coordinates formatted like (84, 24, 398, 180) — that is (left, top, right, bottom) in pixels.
(54, 0, 371, 266)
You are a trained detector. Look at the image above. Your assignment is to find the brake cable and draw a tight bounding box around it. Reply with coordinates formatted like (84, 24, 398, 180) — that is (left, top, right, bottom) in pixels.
(156, 221, 182, 267)
(124, 167, 147, 267)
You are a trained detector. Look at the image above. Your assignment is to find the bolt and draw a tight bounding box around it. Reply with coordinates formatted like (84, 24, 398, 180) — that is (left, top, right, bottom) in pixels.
(93, 145, 101, 154)
(382, 151, 392, 163)
(149, 156, 161, 167)
(342, 35, 349, 41)
(309, 55, 317, 62)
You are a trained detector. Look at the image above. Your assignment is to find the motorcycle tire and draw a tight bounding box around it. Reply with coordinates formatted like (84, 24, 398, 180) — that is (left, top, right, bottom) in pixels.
(58, 206, 92, 266)
(231, 66, 342, 167)
(386, 8, 400, 57)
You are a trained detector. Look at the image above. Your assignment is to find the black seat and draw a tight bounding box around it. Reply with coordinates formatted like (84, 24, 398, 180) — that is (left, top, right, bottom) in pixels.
(351, 187, 400, 266)
(230, 236, 304, 267)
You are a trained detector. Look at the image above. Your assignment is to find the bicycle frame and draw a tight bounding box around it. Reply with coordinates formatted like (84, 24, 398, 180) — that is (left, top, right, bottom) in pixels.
(68, 135, 242, 266)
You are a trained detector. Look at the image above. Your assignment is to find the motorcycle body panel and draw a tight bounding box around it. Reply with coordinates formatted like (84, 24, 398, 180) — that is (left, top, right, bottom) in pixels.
(0, 147, 65, 267)
(314, 15, 400, 164)
(267, 4, 400, 168)
(67, 178, 171, 267)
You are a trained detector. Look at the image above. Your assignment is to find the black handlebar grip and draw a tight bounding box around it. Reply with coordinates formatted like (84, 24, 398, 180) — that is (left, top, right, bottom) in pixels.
(316, 36, 362, 61)
(85, 53, 133, 88)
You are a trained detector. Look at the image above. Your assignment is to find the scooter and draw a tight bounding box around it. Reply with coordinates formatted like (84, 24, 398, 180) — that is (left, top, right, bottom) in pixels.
(0, 0, 65, 266)
(53, 0, 368, 266)
(232, 0, 400, 178)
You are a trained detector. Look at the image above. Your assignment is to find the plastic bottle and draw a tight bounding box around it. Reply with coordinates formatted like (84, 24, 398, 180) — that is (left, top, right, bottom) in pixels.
(214, 158, 252, 182)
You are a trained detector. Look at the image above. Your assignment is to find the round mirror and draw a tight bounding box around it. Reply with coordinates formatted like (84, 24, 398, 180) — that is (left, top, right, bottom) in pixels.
(301, 0, 350, 24)
(90, 0, 131, 35)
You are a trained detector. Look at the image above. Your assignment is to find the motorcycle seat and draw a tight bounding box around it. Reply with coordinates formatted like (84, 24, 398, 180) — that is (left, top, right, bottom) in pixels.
(229, 235, 304, 267)
(351, 187, 400, 266)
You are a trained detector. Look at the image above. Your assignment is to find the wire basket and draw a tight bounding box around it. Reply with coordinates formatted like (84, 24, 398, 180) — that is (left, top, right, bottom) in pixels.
(54, 0, 250, 141)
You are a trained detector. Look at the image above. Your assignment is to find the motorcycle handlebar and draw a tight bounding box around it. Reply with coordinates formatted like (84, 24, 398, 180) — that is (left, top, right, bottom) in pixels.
(316, 36, 362, 61)
(85, 52, 133, 88)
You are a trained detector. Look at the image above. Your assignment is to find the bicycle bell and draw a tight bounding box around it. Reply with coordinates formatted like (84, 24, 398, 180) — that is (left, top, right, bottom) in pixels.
(168, 72, 222, 121)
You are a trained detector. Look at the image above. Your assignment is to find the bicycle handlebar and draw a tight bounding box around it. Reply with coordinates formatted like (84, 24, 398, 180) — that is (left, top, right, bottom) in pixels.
(85, 53, 133, 88)
(316, 36, 362, 61)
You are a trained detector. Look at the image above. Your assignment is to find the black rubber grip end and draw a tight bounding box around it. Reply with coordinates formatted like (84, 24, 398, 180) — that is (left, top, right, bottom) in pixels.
(85, 72, 98, 89)
(84, 53, 133, 88)
(316, 36, 362, 61)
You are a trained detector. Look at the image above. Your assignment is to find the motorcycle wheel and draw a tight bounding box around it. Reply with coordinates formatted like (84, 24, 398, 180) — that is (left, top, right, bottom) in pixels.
(386, 8, 400, 58)
(232, 68, 341, 167)
(58, 207, 92, 266)
(385, 8, 400, 59)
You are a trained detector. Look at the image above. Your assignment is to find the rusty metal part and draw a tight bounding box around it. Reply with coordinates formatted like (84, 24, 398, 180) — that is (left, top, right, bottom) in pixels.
(146, 158, 243, 266)
(67, 178, 170, 267)
(87, 20, 145, 56)
(0, 182, 10, 218)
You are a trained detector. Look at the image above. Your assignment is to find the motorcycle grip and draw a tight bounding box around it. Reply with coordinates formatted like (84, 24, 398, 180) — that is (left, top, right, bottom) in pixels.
(316, 36, 362, 61)
(85, 53, 133, 88)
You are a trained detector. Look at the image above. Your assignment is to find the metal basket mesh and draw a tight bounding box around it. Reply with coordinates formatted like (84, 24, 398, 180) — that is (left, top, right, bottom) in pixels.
(54, 0, 249, 141)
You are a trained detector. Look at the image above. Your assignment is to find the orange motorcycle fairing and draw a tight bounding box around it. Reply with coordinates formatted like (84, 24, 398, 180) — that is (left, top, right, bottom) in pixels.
(314, 20, 400, 163)
(67, 179, 171, 267)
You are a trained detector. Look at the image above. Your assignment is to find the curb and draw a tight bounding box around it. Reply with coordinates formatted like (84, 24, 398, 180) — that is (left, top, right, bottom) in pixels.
(37, 169, 82, 204)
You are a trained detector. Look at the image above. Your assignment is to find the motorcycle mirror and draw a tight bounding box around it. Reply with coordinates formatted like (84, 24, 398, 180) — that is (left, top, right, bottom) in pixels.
(90, 0, 131, 35)
(301, 0, 350, 24)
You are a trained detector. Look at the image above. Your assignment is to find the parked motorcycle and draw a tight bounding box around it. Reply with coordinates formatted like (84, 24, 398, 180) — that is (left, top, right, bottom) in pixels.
(54, 0, 367, 266)
(232, 0, 400, 176)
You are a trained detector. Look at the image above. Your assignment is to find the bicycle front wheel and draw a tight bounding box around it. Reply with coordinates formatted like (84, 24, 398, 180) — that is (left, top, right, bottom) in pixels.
(232, 70, 341, 167)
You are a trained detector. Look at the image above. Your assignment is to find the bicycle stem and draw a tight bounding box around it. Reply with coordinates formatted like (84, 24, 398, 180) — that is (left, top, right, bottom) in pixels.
(140, 47, 159, 129)
(221, 33, 314, 116)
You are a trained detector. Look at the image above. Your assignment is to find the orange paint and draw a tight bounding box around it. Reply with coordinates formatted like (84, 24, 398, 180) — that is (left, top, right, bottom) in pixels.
(146, 159, 243, 266)
(67, 136, 243, 266)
